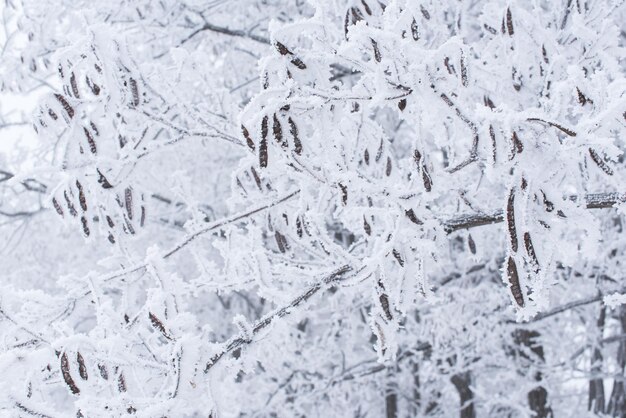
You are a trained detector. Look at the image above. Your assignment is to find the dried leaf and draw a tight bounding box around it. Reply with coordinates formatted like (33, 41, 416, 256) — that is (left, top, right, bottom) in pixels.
(507, 189, 518, 252)
(260, 116, 269, 168)
(589, 148, 613, 176)
(76, 352, 88, 380)
(507, 257, 524, 307)
(60, 353, 80, 395)
(242, 125, 255, 151)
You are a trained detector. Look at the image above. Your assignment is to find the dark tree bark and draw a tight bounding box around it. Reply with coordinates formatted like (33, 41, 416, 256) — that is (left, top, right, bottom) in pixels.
(514, 330, 553, 418)
(385, 366, 398, 418)
(450, 371, 475, 418)
(607, 306, 626, 417)
(589, 305, 606, 413)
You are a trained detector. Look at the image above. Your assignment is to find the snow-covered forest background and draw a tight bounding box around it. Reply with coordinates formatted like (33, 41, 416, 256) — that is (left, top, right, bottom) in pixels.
(0, 0, 625, 416)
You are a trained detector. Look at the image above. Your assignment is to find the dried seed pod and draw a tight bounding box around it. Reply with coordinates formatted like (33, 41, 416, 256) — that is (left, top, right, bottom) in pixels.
(422, 167, 432, 192)
(405, 209, 423, 225)
(129, 78, 139, 106)
(523, 232, 540, 274)
(506, 8, 514, 35)
(106, 215, 115, 228)
(444, 57, 454, 75)
(507, 189, 518, 252)
(273, 114, 285, 147)
(413, 149, 422, 165)
(526, 118, 577, 137)
(290, 57, 306, 70)
(589, 148, 613, 176)
(484, 96, 495, 109)
(398, 98, 407, 111)
(86, 77, 101, 96)
(70, 73, 80, 98)
(140, 206, 146, 227)
(512, 131, 523, 155)
(83, 127, 97, 154)
(392, 248, 404, 267)
(296, 216, 303, 238)
(117, 372, 127, 393)
(507, 257, 524, 307)
(81, 216, 90, 237)
(420, 5, 430, 20)
(541, 191, 554, 212)
(47, 108, 58, 120)
(98, 364, 109, 380)
(468, 234, 476, 254)
(378, 281, 393, 321)
(371, 39, 381, 62)
(250, 166, 263, 190)
(363, 216, 372, 235)
(124, 187, 133, 220)
(484, 23, 497, 34)
(364, 149, 370, 164)
(489, 125, 497, 163)
(60, 353, 80, 394)
(460, 52, 468, 87)
(275, 231, 288, 253)
(339, 183, 348, 205)
(76, 352, 88, 380)
(576, 87, 590, 105)
(107, 233, 115, 244)
(288, 118, 302, 155)
(242, 125, 255, 151)
(375, 139, 384, 162)
(64, 191, 77, 217)
(259, 116, 268, 168)
(149, 312, 172, 340)
(54, 94, 74, 119)
(76, 181, 87, 211)
(411, 18, 419, 41)
(52, 198, 64, 216)
(385, 157, 392, 176)
(275, 42, 292, 56)
(361, 0, 372, 15)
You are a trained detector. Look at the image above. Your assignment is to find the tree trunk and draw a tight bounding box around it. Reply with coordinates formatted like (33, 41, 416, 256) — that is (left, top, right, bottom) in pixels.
(589, 305, 606, 413)
(607, 306, 626, 417)
(514, 330, 553, 418)
(385, 366, 398, 418)
(450, 371, 475, 418)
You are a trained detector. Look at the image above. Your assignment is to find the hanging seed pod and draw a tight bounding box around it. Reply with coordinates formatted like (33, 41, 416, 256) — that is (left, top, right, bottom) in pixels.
(140, 206, 146, 227)
(385, 157, 392, 176)
(377, 281, 393, 321)
(64, 191, 77, 217)
(70, 73, 80, 98)
(290, 57, 306, 70)
(52, 198, 64, 217)
(576, 87, 591, 105)
(76, 352, 88, 380)
(339, 183, 348, 205)
(288, 117, 302, 155)
(54, 94, 74, 119)
(422, 167, 432, 192)
(411, 18, 419, 41)
(507, 257, 524, 307)
(405, 209, 423, 225)
(371, 39, 381, 62)
(149, 312, 172, 340)
(512, 131, 523, 154)
(83, 127, 97, 155)
(107, 233, 115, 244)
(86, 77, 101, 96)
(76, 181, 87, 211)
(275, 231, 288, 253)
(275, 42, 291, 56)
(242, 125, 255, 151)
(363, 216, 372, 235)
(260, 116, 268, 168)
(361, 0, 372, 15)
(364, 149, 370, 164)
(124, 187, 133, 220)
(81, 216, 90, 237)
(398, 98, 407, 111)
(129, 78, 139, 106)
(489, 125, 497, 163)
(507, 189, 518, 252)
(273, 114, 286, 147)
(420, 5, 430, 19)
(250, 166, 263, 190)
(506, 8, 514, 35)
(60, 353, 80, 395)
(460, 52, 468, 87)
(117, 372, 127, 393)
(98, 364, 109, 380)
(375, 139, 384, 162)
(589, 148, 614, 176)
(523, 232, 540, 274)
(47, 108, 58, 121)
(392, 249, 405, 267)
(468, 234, 476, 254)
